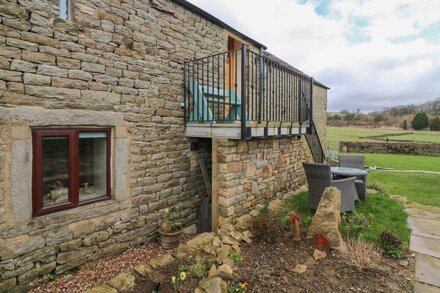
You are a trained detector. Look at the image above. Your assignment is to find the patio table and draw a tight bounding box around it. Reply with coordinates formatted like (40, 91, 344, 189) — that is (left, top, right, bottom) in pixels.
(331, 167, 368, 201)
(330, 167, 368, 177)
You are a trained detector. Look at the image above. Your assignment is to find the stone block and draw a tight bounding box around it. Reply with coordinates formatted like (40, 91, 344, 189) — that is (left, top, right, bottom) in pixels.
(17, 262, 56, 285)
(0, 44, 21, 58)
(10, 59, 36, 73)
(25, 85, 81, 100)
(52, 77, 88, 90)
(46, 229, 73, 246)
(0, 69, 22, 82)
(81, 90, 121, 104)
(0, 278, 16, 293)
(82, 62, 105, 73)
(21, 32, 58, 48)
(37, 65, 68, 77)
(83, 231, 110, 246)
(22, 50, 56, 65)
(68, 69, 92, 81)
(57, 57, 81, 69)
(69, 220, 96, 238)
(11, 126, 29, 140)
(23, 73, 51, 86)
(6, 37, 38, 51)
(0, 236, 45, 260)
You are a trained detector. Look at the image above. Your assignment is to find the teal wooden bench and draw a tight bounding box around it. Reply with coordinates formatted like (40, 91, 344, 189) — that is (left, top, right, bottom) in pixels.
(188, 81, 242, 122)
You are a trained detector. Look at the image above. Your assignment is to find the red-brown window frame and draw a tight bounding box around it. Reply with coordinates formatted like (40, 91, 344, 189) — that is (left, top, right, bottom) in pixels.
(32, 128, 111, 217)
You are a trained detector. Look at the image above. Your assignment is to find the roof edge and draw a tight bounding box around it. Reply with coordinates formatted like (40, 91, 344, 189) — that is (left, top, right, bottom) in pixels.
(169, 0, 267, 50)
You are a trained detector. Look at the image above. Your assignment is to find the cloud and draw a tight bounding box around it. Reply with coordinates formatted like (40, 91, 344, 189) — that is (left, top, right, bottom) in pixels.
(186, 0, 440, 112)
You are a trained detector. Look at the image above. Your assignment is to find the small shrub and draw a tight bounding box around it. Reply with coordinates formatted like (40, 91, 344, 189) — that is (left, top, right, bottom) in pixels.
(411, 112, 429, 130)
(367, 182, 386, 194)
(379, 231, 404, 258)
(340, 238, 382, 269)
(230, 252, 242, 263)
(251, 205, 284, 242)
(340, 211, 374, 238)
(301, 215, 313, 230)
(228, 281, 248, 293)
(430, 116, 440, 131)
(187, 261, 208, 279)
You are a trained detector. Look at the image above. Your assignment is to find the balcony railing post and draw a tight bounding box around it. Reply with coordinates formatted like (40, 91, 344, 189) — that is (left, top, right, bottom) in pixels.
(258, 52, 263, 123)
(309, 77, 314, 124)
(241, 44, 248, 139)
(183, 61, 187, 125)
(298, 78, 302, 124)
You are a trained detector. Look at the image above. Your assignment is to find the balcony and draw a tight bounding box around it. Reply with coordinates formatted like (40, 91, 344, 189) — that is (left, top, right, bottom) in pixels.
(183, 45, 315, 140)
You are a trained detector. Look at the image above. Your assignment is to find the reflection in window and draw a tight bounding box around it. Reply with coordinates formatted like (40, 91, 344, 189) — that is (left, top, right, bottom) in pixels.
(42, 136, 70, 207)
(79, 132, 108, 202)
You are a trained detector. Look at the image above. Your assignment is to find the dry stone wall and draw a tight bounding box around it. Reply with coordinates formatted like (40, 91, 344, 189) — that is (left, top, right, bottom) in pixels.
(0, 0, 223, 291)
(215, 137, 313, 224)
(340, 141, 440, 157)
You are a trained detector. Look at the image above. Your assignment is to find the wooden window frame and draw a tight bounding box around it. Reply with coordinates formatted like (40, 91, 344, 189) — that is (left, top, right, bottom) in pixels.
(32, 128, 111, 217)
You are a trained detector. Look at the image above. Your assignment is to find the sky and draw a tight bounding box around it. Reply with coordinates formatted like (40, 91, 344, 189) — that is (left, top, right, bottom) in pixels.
(186, 0, 440, 112)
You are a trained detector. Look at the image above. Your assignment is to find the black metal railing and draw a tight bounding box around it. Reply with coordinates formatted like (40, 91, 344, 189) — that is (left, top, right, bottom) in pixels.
(305, 121, 325, 163)
(183, 44, 313, 138)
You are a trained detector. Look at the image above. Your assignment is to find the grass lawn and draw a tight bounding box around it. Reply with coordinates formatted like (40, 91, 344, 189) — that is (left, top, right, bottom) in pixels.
(284, 191, 410, 247)
(341, 153, 440, 172)
(327, 126, 440, 151)
(368, 172, 440, 208)
(328, 127, 440, 208)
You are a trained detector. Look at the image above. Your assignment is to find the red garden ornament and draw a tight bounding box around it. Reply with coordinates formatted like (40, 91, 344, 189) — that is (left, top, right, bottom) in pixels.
(289, 213, 301, 241)
(313, 234, 330, 253)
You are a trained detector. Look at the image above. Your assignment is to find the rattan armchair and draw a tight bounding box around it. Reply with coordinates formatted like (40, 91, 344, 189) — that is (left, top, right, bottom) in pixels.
(339, 156, 367, 201)
(303, 162, 359, 212)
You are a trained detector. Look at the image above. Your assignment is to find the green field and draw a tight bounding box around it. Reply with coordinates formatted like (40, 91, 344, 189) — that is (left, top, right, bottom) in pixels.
(327, 126, 440, 150)
(328, 127, 440, 208)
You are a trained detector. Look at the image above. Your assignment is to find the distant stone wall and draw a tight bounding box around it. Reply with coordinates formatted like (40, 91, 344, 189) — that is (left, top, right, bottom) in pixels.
(214, 137, 312, 225)
(339, 141, 440, 156)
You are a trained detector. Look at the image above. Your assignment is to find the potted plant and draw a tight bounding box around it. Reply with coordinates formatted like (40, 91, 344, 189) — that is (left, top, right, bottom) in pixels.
(159, 211, 183, 250)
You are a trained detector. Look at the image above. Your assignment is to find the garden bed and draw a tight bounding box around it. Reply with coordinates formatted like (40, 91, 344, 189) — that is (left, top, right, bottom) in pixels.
(129, 234, 414, 292)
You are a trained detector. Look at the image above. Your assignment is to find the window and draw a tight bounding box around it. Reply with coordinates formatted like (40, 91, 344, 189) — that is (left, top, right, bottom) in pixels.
(32, 128, 111, 216)
(59, 0, 71, 20)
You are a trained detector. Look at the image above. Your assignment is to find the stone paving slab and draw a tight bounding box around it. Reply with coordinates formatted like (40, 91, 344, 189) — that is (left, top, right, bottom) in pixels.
(415, 253, 440, 288)
(414, 282, 440, 293)
(408, 217, 440, 238)
(410, 234, 440, 259)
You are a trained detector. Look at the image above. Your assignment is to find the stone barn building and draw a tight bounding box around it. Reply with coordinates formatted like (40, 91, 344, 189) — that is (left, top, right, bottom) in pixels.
(0, 0, 328, 290)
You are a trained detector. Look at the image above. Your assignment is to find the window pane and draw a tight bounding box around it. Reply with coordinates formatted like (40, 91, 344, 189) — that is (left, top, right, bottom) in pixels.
(79, 132, 108, 202)
(59, 0, 68, 19)
(42, 137, 70, 207)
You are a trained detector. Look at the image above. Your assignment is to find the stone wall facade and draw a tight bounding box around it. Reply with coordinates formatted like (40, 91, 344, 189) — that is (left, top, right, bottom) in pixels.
(214, 137, 313, 225)
(0, 0, 223, 291)
(0, 0, 327, 291)
(313, 84, 328, 150)
(340, 141, 440, 157)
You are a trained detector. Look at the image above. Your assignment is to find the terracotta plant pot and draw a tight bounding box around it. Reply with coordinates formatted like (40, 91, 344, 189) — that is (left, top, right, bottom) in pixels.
(159, 230, 182, 250)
